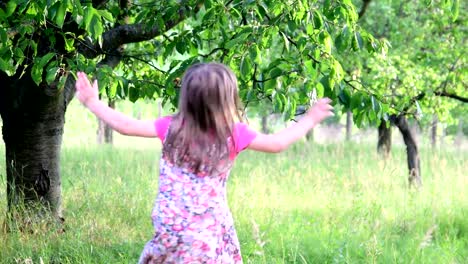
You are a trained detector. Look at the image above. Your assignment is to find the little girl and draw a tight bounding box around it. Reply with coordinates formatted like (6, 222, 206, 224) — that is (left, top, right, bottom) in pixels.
(75, 63, 333, 263)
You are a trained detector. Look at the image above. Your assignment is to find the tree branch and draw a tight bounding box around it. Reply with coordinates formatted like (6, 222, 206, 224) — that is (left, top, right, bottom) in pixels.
(91, 0, 110, 9)
(78, 2, 202, 59)
(434, 91, 468, 103)
(358, 0, 372, 19)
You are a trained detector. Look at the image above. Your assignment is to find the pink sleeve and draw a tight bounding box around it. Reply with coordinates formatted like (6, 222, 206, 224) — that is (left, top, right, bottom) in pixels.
(233, 123, 257, 153)
(154, 116, 172, 142)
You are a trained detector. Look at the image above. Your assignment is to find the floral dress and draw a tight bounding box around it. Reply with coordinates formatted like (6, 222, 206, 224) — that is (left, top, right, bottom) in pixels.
(139, 117, 257, 264)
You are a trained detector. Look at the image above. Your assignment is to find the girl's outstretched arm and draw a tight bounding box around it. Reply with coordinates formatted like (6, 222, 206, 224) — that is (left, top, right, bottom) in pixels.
(248, 98, 334, 153)
(75, 72, 157, 138)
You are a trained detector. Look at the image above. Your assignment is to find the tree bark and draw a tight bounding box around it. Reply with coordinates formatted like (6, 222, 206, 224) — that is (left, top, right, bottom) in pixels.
(261, 115, 269, 134)
(431, 114, 437, 148)
(157, 100, 162, 118)
(346, 111, 353, 141)
(377, 119, 392, 157)
(393, 115, 422, 188)
(0, 71, 71, 225)
(306, 129, 314, 142)
(97, 99, 115, 144)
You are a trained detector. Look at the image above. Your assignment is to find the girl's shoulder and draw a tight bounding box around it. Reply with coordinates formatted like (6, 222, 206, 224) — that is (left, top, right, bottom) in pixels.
(155, 116, 173, 142)
(232, 122, 257, 153)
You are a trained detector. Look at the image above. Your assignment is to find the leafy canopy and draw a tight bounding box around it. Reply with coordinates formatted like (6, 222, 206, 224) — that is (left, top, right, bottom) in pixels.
(0, 0, 389, 120)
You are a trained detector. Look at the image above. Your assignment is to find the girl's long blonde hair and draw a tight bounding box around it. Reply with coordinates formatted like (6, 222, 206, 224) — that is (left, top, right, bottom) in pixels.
(163, 63, 243, 174)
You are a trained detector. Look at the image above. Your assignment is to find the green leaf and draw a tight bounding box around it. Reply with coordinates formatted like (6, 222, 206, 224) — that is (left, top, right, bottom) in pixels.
(320, 32, 332, 54)
(176, 38, 186, 54)
(0, 57, 15, 75)
(83, 7, 94, 29)
(332, 60, 344, 83)
(352, 31, 363, 50)
(350, 92, 363, 110)
(269, 67, 283, 79)
(415, 101, 423, 117)
(286, 98, 297, 120)
(306, 23, 314, 36)
(46, 66, 59, 85)
(31, 64, 43, 86)
(338, 88, 351, 107)
(129, 86, 140, 102)
(91, 15, 104, 39)
(451, 0, 459, 21)
(274, 91, 287, 112)
(280, 32, 290, 52)
(108, 81, 118, 98)
(313, 10, 323, 29)
(315, 82, 324, 98)
(55, 2, 67, 28)
(264, 79, 276, 92)
(98, 9, 114, 22)
(5, 1, 17, 17)
(225, 32, 249, 49)
(304, 60, 317, 80)
(57, 75, 67, 91)
(63, 34, 75, 52)
(249, 44, 261, 64)
(240, 55, 252, 77)
(14, 47, 24, 61)
(39, 53, 55, 68)
(0, 27, 8, 44)
(335, 26, 350, 52)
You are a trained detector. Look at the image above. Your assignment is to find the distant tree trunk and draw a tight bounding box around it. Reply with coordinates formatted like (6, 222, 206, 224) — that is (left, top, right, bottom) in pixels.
(454, 119, 463, 146)
(261, 115, 269, 134)
(346, 111, 353, 141)
(431, 114, 438, 148)
(157, 100, 162, 118)
(393, 115, 422, 188)
(440, 124, 446, 147)
(377, 119, 392, 157)
(306, 129, 314, 141)
(97, 99, 115, 144)
(0, 70, 74, 226)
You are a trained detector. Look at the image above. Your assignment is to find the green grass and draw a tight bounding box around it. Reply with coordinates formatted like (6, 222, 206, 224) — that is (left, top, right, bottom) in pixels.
(0, 142, 466, 263)
(0, 100, 467, 263)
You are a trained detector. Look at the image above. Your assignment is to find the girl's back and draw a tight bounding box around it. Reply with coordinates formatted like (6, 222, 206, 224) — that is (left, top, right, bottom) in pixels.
(140, 116, 256, 263)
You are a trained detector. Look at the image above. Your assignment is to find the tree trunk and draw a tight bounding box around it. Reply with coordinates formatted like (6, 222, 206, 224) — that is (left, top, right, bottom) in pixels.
(261, 115, 269, 134)
(346, 111, 353, 141)
(97, 99, 115, 144)
(431, 114, 437, 148)
(306, 129, 314, 142)
(157, 100, 162, 118)
(0, 71, 74, 227)
(440, 124, 446, 147)
(454, 119, 463, 146)
(393, 115, 422, 188)
(377, 119, 392, 157)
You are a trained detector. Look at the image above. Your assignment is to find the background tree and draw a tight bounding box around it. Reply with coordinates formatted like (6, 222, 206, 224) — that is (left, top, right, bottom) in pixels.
(341, 0, 467, 185)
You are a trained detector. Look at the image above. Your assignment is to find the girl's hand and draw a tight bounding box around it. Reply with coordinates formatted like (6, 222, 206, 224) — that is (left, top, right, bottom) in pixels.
(306, 98, 334, 125)
(75, 71, 99, 106)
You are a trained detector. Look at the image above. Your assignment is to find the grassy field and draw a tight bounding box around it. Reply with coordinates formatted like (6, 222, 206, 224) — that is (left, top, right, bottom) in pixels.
(0, 101, 467, 263)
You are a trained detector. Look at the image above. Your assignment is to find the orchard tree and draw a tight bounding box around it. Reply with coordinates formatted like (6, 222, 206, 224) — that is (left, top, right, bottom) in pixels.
(339, 0, 467, 186)
(0, 0, 381, 224)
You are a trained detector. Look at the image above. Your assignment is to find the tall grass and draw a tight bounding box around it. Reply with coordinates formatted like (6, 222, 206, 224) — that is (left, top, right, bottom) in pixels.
(0, 141, 466, 263)
(0, 101, 466, 263)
